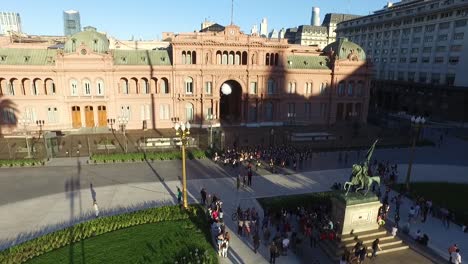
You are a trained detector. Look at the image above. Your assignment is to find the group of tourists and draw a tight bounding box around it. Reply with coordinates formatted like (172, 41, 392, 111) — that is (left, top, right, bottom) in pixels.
(200, 188, 230, 258)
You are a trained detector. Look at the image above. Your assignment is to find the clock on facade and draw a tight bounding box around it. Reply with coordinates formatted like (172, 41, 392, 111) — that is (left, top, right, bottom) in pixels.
(81, 49, 87, 55)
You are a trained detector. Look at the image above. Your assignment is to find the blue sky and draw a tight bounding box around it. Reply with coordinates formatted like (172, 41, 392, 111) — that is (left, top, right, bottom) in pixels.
(3, 0, 389, 40)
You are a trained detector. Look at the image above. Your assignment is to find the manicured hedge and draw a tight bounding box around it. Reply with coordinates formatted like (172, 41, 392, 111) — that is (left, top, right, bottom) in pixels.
(0, 205, 205, 264)
(0, 159, 44, 167)
(90, 149, 210, 163)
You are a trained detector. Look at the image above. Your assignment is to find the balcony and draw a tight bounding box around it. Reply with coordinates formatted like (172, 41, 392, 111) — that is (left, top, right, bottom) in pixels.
(65, 95, 109, 100)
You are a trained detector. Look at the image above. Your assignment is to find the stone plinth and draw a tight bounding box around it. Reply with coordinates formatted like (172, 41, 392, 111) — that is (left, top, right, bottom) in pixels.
(331, 192, 381, 236)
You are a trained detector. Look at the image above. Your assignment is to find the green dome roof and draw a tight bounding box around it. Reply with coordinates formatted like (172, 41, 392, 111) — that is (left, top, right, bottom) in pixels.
(64, 26, 109, 54)
(322, 38, 366, 61)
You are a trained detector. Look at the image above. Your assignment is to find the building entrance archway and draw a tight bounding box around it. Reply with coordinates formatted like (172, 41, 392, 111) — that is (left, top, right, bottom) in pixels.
(219, 80, 242, 123)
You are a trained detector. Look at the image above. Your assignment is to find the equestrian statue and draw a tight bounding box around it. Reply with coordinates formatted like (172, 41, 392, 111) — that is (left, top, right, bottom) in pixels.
(343, 139, 381, 196)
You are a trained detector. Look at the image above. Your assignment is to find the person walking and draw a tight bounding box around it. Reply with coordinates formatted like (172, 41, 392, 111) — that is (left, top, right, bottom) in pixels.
(451, 248, 462, 264)
(247, 169, 253, 186)
(253, 231, 260, 253)
(93, 201, 99, 218)
(177, 187, 182, 205)
(269, 242, 277, 264)
(371, 238, 382, 258)
(200, 188, 207, 205)
(236, 174, 241, 191)
(449, 244, 458, 263)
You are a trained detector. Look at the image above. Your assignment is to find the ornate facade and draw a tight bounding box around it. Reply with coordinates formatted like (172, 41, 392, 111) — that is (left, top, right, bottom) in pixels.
(0, 25, 371, 134)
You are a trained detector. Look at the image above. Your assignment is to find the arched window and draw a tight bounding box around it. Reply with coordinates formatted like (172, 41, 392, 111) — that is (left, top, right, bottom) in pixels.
(185, 103, 194, 121)
(235, 51, 241, 65)
(0, 78, 7, 95)
(120, 78, 129, 94)
(242, 51, 248, 65)
(305, 82, 312, 95)
(347, 81, 354, 96)
(141, 78, 149, 94)
(357, 81, 364, 96)
(288, 82, 297, 94)
(320, 83, 328, 95)
(187, 51, 192, 65)
(96, 79, 105, 95)
(222, 51, 228, 64)
(45, 79, 55, 95)
(228, 51, 234, 65)
(275, 53, 279, 66)
(265, 53, 270, 65)
(161, 78, 169, 94)
(71, 39, 76, 52)
(338, 81, 345, 96)
(182, 51, 186, 64)
(192, 51, 197, 64)
(83, 79, 91, 95)
(70, 79, 78, 96)
(216, 51, 222, 64)
(32, 79, 41, 95)
(8, 79, 18, 96)
(185, 77, 193, 94)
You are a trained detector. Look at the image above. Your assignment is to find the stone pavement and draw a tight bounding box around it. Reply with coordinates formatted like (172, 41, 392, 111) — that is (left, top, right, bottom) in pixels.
(1, 162, 468, 263)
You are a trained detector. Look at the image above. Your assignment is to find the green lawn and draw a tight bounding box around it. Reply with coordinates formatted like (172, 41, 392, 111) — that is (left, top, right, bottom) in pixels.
(26, 219, 217, 264)
(398, 182, 468, 225)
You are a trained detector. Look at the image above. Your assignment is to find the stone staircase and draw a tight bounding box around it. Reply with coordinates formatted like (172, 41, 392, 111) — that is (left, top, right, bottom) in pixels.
(320, 228, 409, 261)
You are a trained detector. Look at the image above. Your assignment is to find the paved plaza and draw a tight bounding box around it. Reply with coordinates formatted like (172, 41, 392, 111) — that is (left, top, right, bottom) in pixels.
(0, 128, 467, 263)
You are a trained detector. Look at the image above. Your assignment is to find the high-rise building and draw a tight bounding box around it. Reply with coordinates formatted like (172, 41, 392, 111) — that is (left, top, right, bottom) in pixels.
(0, 12, 22, 35)
(260, 18, 268, 37)
(336, 0, 468, 121)
(63, 10, 81, 36)
(251, 24, 258, 35)
(311, 7, 321, 26)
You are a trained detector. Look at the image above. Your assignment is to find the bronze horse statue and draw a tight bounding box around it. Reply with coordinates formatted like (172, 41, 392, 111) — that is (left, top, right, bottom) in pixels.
(343, 139, 381, 196)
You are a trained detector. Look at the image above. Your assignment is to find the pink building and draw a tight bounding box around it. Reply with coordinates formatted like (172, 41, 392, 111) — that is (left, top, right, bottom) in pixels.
(0, 25, 370, 134)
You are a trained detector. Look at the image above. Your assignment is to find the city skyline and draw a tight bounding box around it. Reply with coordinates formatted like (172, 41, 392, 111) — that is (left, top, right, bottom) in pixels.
(3, 0, 389, 40)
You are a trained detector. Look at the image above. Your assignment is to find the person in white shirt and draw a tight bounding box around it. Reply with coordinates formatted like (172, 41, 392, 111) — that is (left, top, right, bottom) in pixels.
(93, 201, 99, 218)
(282, 237, 290, 255)
(391, 224, 398, 237)
(451, 248, 462, 264)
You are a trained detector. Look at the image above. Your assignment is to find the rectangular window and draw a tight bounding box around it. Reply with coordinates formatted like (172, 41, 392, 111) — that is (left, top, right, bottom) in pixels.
(400, 48, 408, 54)
(431, 73, 441, 84)
(304, 103, 311, 119)
(267, 80, 275, 94)
(305, 82, 312, 95)
(424, 36, 434, 42)
(71, 82, 78, 96)
(84, 82, 91, 95)
(205, 81, 212, 95)
(249, 82, 257, 94)
(140, 105, 151, 121)
(419, 72, 427, 83)
(423, 47, 432, 53)
(120, 105, 131, 119)
(436, 46, 446, 52)
(47, 107, 58, 123)
(439, 22, 450, 29)
(422, 57, 430, 63)
(438, 34, 448, 41)
(435, 57, 444, 63)
(410, 57, 418, 63)
(449, 57, 459, 65)
(455, 19, 467, 28)
(97, 82, 104, 95)
(425, 24, 435, 32)
(400, 57, 407, 63)
(413, 26, 422, 33)
(408, 72, 415, 82)
(159, 104, 170, 120)
(412, 37, 421, 43)
(450, 45, 462, 52)
(320, 103, 327, 117)
(454, 33, 464, 40)
(401, 38, 409, 44)
(397, 72, 404, 81)
(185, 81, 193, 94)
(411, 48, 419, 54)
(446, 73, 455, 86)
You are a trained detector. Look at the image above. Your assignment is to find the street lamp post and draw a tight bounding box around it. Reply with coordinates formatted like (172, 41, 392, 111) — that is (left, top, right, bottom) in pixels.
(36, 120, 46, 158)
(117, 117, 129, 153)
(206, 114, 216, 149)
(174, 120, 191, 209)
(19, 118, 32, 158)
(405, 116, 426, 192)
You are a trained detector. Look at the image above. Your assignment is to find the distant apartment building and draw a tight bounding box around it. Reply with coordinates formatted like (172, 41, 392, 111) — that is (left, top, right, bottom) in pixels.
(285, 13, 360, 49)
(0, 12, 22, 35)
(336, 0, 468, 122)
(63, 10, 81, 36)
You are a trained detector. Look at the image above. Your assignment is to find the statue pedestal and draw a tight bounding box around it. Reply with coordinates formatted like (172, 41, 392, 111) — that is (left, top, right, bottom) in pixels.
(331, 192, 381, 236)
